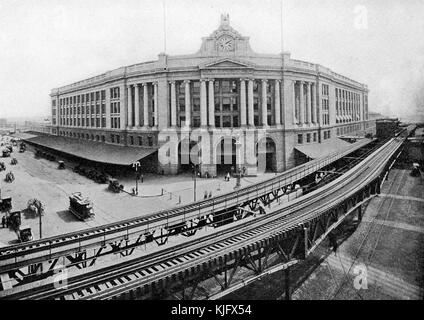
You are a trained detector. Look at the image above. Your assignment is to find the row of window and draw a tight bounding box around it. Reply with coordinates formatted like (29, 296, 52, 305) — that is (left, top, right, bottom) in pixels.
(59, 90, 106, 106)
(335, 88, 362, 123)
(321, 97, 330, 125)
(60, 117, 106, 127)
(322, 84, 329, 96)
(298, 132, 318, 144)
(111, 117, 121, 129)
(176, 80, 273, 96)
(323, 130, 331, 140)
(297, 130, 330, 144)
(59, 130, 106, 142)
(60, 104, 106, 116)
(127, 135, 154, 147)
(55, 87, 121, 110)
(58, 130, 154, 147)
(337, 124, 363, 136)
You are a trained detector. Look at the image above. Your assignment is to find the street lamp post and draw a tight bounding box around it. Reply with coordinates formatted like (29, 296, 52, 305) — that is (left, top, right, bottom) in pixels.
(132, 161, 141, 195)
(235, 140, 242, 189)
(192, 163, 200, 202)
(39, 209, 42, 239)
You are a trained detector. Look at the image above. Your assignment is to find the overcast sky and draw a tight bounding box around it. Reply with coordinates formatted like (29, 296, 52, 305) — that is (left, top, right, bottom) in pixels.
(0, 0, 423, 119)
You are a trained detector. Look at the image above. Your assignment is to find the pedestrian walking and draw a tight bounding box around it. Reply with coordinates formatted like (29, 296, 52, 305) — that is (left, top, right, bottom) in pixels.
(1, 216, 5, 228)
(204, 191, 208, 199)
(208, 191, 212, 198)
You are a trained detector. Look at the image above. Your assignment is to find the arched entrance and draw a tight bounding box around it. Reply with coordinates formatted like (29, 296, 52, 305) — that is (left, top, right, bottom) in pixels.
(178, 140, 199, 173)
(256, 137, 277, 173)
(215, 137, 237, 175)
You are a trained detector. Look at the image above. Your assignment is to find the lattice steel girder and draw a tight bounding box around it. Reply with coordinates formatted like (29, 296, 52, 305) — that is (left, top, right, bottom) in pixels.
(135, 182, 383, 300)
(1, 180, 302, 284)
(108, 228, 309, 300)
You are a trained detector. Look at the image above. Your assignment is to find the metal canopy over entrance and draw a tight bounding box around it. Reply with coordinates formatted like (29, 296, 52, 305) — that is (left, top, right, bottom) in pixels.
(295, 138, 351, 160)
(23, 134, 157, 166)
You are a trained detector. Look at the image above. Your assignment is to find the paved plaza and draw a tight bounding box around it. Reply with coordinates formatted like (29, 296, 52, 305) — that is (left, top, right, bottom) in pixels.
(0, 141, 276, 245)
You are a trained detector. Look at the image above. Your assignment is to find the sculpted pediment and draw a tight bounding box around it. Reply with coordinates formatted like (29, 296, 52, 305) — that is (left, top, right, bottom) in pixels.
(199, 58, 254, 70)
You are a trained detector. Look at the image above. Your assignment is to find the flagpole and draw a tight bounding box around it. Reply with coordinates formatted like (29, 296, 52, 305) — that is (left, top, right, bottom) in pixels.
(163, 0, 167, 53)
(281, 0, 284, 53)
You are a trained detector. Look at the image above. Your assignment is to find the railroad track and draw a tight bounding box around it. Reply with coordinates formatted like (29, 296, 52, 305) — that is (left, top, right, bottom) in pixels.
(0, 138, 372, 266)
(1, 135, 405, 300)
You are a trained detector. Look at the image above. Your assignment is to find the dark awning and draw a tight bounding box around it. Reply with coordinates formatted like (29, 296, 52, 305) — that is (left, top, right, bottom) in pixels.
(21, 134, 157, 166)
(295, 138, 351, 160)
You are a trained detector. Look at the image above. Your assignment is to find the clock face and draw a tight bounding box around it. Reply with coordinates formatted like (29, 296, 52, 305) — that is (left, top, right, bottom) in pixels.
(217, 36, 234, 52)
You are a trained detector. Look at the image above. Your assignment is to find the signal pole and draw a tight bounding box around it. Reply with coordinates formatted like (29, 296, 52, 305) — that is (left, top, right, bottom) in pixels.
(132, 161, 141, 195)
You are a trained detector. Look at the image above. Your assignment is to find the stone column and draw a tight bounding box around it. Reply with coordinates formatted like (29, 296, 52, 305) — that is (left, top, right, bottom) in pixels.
(292, 81, 297, 124)
(306, 82, 311, 124)
(208, 79, 215, 127)
(261, 79, 268, 126)
(317, 80, 323, 126)
(78, 98, 82, 128)
(143, 83, 149, 127)
(248, 79, 254, 126)
(240, 79, 247, 126)
(127, 85, 133, 128)
(184, 80, 191, 127)
(120, 84, 126, 129)
(274, 79, 281, 125)
(352, 94, 355, 121)
(134, 84, 140, 127)
(311, 83, 316, 123)
(200, 79, 207, 127)
(154, 82, 158, 127)
(90, 93, 94, 128)
(299, 81, 305, 125)
(170, 81, 177, 127)
(348, 93, 350, 121)
(356, 95, 359, 121)
(280, 80, 285, 126)
(106, 88, 111, 129)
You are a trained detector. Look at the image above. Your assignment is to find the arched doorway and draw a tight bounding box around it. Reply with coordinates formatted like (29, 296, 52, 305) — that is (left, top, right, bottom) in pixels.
(256, 137, 276, 173)
(178, 140, 199, 173)
(215, 137, 237, 175)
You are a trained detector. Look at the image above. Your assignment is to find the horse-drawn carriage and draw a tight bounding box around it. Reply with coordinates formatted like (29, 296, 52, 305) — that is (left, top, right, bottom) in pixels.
(108, 178, 124, 193)
(8, 211, 21, 231)
(0, 197, 12, 213)
(18, 225, 33, 242)
(2, 149, 10, 158)
(58, 161, 65, 169)
(5, 171, 15, 183)
(19, 143, 26, 153)
(27, 199, 44, 216)
(74, 164, 109, 184)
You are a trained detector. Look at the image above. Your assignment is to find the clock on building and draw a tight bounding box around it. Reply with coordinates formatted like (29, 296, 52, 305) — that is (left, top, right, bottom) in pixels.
(217, 36, 234, 52)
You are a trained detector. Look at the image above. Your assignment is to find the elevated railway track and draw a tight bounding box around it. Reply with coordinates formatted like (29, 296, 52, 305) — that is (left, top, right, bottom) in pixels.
(0, 138, 375, 287)
(0, 126, 415, 299)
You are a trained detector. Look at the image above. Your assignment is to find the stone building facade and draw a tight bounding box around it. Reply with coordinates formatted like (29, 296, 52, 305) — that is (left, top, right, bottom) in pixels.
(50, 14, 374, 175)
